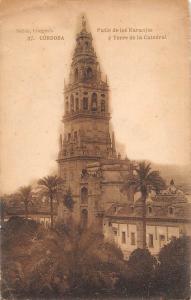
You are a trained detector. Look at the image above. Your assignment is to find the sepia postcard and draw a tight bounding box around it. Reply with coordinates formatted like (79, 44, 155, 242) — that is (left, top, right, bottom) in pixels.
(0, 0, 191, 299)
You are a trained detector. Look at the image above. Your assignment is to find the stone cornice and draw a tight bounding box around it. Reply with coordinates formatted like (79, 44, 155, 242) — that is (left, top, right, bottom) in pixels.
(105, 215, 191, 224)
(62, 112, 110, 122)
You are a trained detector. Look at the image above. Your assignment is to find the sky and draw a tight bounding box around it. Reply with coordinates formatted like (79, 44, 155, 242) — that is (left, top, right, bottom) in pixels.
(0, 0, 191, 194)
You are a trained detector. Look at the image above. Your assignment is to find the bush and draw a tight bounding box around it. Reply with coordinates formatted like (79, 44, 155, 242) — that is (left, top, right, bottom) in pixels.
(155, 236, 191, 298)
(2, 217, 190, 299)
(1, 216, 40, 250)
(1, 218, 125, 298)
(116, 248, 157, 297)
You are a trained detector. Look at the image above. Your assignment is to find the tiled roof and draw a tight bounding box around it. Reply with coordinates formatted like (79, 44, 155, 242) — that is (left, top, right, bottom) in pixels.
(105, 200, 191, 221)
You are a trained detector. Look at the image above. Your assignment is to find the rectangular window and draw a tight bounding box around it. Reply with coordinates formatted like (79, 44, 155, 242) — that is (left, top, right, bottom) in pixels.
(122, 231, 126, 244)
(149, 234, 154, 248)
(131, 232, 136, 245)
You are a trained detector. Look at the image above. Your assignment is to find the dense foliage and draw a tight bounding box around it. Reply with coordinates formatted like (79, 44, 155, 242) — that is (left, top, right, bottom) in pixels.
(155, 236, 191, 298)
(1, 217, 123, 299)
(1, 217, 190, 299)
(116, 248, 157, 297)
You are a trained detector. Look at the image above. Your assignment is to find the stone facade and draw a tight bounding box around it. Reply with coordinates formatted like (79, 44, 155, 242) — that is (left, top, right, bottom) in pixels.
(57, 17, 133, 226)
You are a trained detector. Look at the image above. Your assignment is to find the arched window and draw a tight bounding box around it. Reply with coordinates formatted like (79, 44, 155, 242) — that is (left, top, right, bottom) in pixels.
(81, 209, 88, 228)
(91, 93, 97, 111)
(66, 101, 69, 113)
(148, 206, 152, 214)
(70, 95, 74, 112)
(83, 97, 88, 110)
(75, 98, 79, 111)
(81, 187, 88, 204)
(101, 100, 105, 112)
(85, 41, 89, 49)
(74, 131, 77, 142)
(86, 67, 93, 79)
(168, 206, 174, 215)
(74, 68, 78, 81)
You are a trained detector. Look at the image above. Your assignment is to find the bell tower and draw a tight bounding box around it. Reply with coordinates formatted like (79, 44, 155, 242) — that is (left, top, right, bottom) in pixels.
(57, 16, 118, 223)
(58, 16, 116, 172)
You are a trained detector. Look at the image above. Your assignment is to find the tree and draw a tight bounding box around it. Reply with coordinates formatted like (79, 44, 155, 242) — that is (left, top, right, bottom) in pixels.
(155, 236, 191, 298)
(117, 248, 157, 297)
(63, 188, 74, 211)
(38, 175, 64, 229)
(1, 217, 125, 299)
(53, 220, 124, 297)
(122, 161, 166, 248)
(18, 186, 33, 218)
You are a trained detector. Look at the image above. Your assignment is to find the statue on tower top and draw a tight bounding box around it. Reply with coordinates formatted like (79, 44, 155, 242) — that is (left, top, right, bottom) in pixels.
(82, 15, 86, 31)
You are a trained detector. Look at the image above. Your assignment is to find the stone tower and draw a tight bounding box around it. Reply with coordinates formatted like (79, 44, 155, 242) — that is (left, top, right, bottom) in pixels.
(57, 17, 132, 226)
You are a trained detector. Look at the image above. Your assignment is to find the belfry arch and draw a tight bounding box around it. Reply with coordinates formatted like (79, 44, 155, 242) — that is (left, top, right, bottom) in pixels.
(70, 94, 74, 112)
(86, 67, 93, 79)
(91, 93, 97, 111)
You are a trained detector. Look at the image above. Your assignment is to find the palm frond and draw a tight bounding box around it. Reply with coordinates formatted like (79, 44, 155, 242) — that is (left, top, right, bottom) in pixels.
(146, 171, 166, 192)
(18, 185, 32, 202)
(38, 178, 49, 188)
(136, 161, 151, 180)
(37, 175, 64, 200)
(122, 161, 165, 200)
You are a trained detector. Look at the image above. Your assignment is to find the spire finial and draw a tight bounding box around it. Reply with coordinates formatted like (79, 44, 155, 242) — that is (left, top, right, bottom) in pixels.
(82, 15, 86, 31)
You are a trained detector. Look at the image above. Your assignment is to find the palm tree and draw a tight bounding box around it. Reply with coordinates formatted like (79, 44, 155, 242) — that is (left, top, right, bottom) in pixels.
(122, 161, 166, 249)
(18, 186, 33, 218)
(38, 175, 64, 229)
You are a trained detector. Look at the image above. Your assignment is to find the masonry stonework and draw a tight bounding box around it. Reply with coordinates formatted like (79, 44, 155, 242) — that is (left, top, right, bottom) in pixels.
(57, 17, 133, 226)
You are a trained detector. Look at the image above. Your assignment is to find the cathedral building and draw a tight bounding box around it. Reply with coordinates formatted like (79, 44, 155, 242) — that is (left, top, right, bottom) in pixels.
(4, 17, 191, 258)
(56, 17, 191, 257)
(57, 17, 133, 226)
